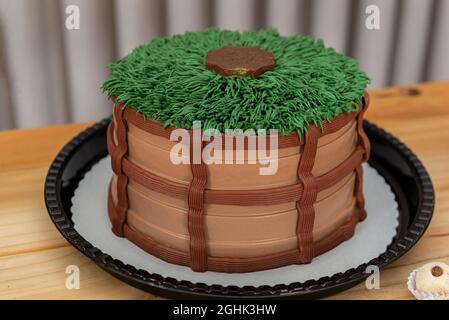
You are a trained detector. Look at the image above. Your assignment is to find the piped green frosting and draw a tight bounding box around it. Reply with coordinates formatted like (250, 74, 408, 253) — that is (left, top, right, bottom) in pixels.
(102, 28, 369, 136)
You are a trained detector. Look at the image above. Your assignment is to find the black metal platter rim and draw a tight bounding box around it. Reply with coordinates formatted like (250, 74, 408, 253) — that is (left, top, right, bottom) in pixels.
(44, 117, 435, 299)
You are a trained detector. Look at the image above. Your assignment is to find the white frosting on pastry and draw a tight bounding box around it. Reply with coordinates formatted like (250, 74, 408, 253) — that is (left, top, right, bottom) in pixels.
(415, 262, 449, 293)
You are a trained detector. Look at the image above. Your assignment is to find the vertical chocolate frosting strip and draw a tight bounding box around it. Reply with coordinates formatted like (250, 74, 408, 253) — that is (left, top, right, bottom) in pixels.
(187, 135, 208, 272)
(110, 107, 129, 237)
(354, 92, 371, 222)
(295, 126, 320, 263)
(359, 92, 371, 162)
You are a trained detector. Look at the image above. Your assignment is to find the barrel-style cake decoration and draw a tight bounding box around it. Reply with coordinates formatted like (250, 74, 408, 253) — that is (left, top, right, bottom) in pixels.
(102, 28, 370, 273)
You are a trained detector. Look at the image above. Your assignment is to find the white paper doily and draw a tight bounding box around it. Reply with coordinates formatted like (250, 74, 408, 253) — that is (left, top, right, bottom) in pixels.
(71, 157, 399, 286)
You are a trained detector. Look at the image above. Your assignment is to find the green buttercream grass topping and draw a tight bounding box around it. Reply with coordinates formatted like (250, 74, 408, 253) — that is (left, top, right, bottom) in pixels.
(102, 28, 369, 136)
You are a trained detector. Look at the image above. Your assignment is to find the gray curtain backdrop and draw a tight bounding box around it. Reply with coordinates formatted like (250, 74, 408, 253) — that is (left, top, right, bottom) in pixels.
(0, 0, 448, 130)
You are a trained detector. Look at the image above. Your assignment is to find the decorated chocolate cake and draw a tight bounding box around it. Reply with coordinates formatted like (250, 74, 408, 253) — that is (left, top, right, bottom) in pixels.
(102, 29, 370, 273)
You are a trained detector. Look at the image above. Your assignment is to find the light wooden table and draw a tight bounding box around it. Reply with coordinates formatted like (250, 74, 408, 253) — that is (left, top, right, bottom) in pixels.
(1, 81, 448, 300)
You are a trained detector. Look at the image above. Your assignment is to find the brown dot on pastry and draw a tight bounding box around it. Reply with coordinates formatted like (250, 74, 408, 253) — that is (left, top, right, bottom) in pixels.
(431, 266, 443, 277)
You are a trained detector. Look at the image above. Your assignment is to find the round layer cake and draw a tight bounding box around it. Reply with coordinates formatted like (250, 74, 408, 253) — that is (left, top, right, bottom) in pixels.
(103, 29, 370, 273)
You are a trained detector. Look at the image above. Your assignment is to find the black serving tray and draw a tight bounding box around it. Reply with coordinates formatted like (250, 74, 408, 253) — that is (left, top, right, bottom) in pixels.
(44, 118, 434, 299)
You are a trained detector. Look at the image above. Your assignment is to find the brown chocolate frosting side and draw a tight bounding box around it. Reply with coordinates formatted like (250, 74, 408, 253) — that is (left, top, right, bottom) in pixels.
(106, 93, 371, 273)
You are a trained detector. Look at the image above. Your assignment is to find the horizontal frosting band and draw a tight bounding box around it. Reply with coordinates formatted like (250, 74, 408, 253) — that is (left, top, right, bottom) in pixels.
(107, 122, 365, 206)
(108, 182, 362, 273)
(118, 99, 361, 150)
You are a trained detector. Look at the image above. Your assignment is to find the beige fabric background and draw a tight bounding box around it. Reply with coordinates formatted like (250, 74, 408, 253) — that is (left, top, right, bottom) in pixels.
(0, 0, 448, 130)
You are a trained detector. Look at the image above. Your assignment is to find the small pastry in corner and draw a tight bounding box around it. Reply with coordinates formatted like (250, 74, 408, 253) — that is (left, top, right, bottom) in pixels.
(416, 262, 449, 293)
(408, 262, 449, 300)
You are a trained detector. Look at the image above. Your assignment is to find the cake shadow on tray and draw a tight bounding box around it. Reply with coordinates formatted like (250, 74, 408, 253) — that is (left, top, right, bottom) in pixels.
(44, 28, 434, 299)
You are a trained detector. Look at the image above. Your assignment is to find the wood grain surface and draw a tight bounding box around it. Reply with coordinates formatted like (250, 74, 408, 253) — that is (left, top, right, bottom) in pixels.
(0, 81, 448, 300)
